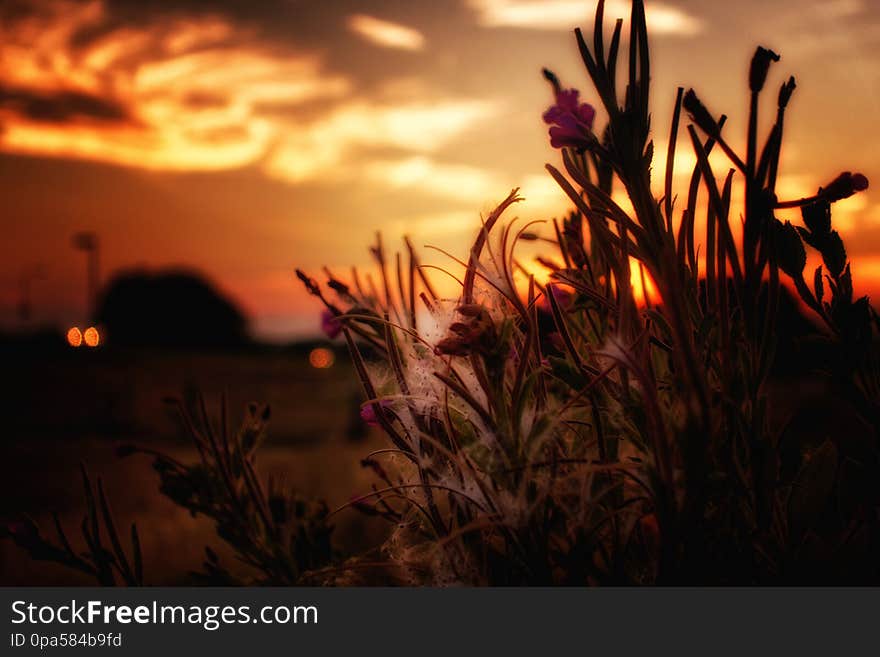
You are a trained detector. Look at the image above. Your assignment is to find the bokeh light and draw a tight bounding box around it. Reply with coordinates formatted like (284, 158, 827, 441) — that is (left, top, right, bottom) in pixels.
(66, 327, 83, 347)
(83, 326, 101, 347)
(309, 347, 335, 369)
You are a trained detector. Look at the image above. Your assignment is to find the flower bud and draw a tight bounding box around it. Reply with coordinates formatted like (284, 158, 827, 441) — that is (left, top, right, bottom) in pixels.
(321, 309, 342, 339)
(749, 46, 780, 93)
(542, 67, 562, 94)
(778, 76, 796, 110)
(295, 269, 321, 296)
(683, 89, 719, 138)
(821, 172, 869, 203)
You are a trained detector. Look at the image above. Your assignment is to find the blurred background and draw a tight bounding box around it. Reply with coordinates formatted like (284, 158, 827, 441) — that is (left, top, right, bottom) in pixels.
(2, 0, 880, 583)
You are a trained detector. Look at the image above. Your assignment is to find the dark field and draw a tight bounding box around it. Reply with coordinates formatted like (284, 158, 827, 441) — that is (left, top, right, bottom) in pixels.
(1, 347, 387, 585)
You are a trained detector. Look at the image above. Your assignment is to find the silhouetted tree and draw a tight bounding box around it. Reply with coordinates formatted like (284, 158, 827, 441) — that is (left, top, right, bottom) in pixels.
(94, 269, 249, 349)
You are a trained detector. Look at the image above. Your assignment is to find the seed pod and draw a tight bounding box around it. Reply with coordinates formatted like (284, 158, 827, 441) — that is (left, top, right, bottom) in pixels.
(749, 46, 780, 93)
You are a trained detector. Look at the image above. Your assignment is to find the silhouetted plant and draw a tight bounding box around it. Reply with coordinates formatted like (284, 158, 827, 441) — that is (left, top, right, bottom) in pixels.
(1, 464, 143, 586)
(5, 0, 879, 585)
(122, 395, 335, 585)
(297, 0, 878, 584)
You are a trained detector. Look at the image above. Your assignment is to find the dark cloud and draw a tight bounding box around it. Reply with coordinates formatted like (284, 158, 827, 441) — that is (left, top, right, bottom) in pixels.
(1, 0, 484, 101)
(0, 0, 57, 21)
(0, 86, 132, 124)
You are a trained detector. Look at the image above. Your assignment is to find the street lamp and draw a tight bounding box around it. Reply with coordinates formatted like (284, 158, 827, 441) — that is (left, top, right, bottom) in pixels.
(72, 231, 99, 320)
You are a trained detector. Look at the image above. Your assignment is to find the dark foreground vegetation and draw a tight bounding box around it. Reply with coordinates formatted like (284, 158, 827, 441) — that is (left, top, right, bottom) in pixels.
(5, 0, 880, 584)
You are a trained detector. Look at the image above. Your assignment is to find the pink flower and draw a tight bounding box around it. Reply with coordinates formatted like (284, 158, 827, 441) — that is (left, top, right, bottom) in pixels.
(543, 88, 596, 150)
(321, 309, 341, 339)
(360, 400, 391, 427)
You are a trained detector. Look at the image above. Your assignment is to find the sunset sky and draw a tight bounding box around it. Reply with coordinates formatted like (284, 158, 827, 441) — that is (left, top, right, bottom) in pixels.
(2, 0, 879, 340)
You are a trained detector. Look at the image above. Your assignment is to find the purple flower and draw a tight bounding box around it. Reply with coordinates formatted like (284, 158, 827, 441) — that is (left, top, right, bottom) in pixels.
(321, 309, 341, 339)
(360, 400, 391, 427)
(543, 88, 596, 150)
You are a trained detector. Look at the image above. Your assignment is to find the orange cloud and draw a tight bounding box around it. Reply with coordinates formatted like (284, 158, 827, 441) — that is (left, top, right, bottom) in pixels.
(264, 99, 498, 185)
(0, 0, 351, 171)
(347, 14, 426, 51)
(0, 0, 501, 198)
(467, 0, 703, 35)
